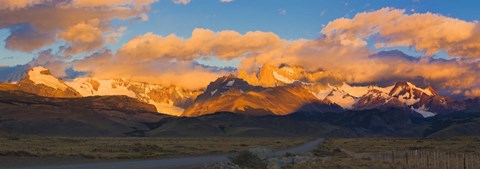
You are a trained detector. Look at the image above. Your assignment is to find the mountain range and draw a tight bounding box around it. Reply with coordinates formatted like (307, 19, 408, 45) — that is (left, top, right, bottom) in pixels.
(0, 65, 475, 118)
(0, 65, 479, 137)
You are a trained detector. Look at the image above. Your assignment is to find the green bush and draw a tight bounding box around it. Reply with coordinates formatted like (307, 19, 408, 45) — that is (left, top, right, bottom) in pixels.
(229, 151, 267, 169)
(313, 144, 346, 157)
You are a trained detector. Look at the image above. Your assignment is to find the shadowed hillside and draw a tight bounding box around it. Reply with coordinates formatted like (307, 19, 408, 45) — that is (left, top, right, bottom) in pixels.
(0, 91, 165, 137)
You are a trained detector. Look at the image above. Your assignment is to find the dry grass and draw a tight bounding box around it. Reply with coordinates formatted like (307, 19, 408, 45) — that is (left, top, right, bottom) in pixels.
(287, 137, 480, 169)
(323, 137, 480, 154)
(0, 135, 311, 159)
(286, 156, 401, 169)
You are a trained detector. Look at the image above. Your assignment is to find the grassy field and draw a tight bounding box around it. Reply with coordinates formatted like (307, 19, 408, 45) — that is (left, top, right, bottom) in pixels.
(321, 137, 480, 154)
(0, 134, 312, 159)
(287, 137, 480, 169)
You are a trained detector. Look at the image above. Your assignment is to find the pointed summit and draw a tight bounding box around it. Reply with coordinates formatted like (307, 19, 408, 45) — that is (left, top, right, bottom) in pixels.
(238, 63, 343, 88)
(17, 66, 82, 98)
(389, 81, 434, 98)
(26, 67, 69, 90)
(194, 74, 263, 102)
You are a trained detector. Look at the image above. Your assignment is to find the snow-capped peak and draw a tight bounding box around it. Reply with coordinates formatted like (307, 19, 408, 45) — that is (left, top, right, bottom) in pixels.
(390, 82, 434, 97)
(27, 66, 69, 90)
(388, 81, 437, 106)
(305, 81, 442, 118)
(406, 82, 434, 96)
(325, 88, 357, 109)
(66, 77, 201, 116)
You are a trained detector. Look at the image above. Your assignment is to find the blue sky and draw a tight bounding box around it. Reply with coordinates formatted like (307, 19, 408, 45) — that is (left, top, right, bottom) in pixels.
(1, 0, 479, 67)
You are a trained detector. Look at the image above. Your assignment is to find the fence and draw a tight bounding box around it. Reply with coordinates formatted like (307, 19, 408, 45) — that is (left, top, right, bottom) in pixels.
(356, 150, 480, 169)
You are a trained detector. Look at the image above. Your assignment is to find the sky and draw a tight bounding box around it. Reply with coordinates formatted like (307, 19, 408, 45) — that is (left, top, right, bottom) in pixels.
(0, 0, 479, 97)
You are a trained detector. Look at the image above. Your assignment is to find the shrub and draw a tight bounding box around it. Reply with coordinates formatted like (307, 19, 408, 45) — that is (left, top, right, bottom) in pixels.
(229, 151, 267, 169)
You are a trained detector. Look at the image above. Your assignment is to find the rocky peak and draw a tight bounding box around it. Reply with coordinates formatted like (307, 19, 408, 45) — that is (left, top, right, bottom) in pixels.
(195, 75, 263, 102)
(389, 82, 434, 97)
(239, 63, 344, 88)
(17, 66, 81, 98)
(425, 86, 439, 96)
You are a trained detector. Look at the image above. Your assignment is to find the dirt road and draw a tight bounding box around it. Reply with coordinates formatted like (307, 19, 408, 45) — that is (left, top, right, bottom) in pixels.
(5, 138, 324, 169)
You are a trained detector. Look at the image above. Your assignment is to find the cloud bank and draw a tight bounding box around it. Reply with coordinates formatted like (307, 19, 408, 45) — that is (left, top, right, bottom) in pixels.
(71, 28, 283, 89)
(2, 7, 479, 97)
(0, 0, 157, 53)
(322, 8, 480, 57)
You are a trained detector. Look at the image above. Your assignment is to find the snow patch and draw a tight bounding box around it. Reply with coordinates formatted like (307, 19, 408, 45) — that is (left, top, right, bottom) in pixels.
(273, 71, 295, 84)
(28, 67, 69, 90)
(226, 80, 235, 87)
(148, 100, 184, 116)
(398, 93, 420, 105)
(280, 67, 295, 74)
(375, 85, 394, 94)
(407, 82, 433, 96)
(339, 82, 370, 97)
(325, 89, 357, 109)
(67, 78, 136, 98)
(411, 106, 436, 118)
(310, 88, 333, 100)
(211, 89, 218, 96)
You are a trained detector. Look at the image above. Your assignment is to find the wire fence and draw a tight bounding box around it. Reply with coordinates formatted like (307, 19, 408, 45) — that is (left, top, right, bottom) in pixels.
(356, 150, 480, 169)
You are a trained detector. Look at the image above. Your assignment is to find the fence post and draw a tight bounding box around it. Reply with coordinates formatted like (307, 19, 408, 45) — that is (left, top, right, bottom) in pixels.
(391, 150, 395, 163)
(425, 151, 430, 169)
(445, 153, 450, 169)
(455, 154, 460, 169)
(405, 151, 409, 169)
(422, 150, 425, 168)
(412, 150, 415, 168)
(443, 152, 446, 169)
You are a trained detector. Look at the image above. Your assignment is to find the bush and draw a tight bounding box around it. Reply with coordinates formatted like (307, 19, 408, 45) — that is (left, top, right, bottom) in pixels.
(229, 151, 267, 169)
(313, 144, 346, 157)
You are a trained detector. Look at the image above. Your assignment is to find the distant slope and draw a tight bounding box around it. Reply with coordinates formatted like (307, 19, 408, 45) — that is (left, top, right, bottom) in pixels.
(147, 112, 354, 137)
(1, 90, 480, 137)
(0, 90, 165, 137)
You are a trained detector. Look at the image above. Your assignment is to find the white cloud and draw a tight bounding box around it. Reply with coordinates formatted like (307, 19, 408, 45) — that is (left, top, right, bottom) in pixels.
(279, 8, 286, 16)
(172, 0, 190, 5)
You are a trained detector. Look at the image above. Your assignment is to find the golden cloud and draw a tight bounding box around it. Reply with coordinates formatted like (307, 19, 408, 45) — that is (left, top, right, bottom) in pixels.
(59, 19, 105, 54)
(72, 28, 285, 89)
(0, 0, 157, 53)
(12, 8, 477, 97)
(0, 0, 49, 11)
(73, 50, 229, 89)
(323, 8, 480, 57)
(68, 24, 480, 95)
(117, 28, 284, 61)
